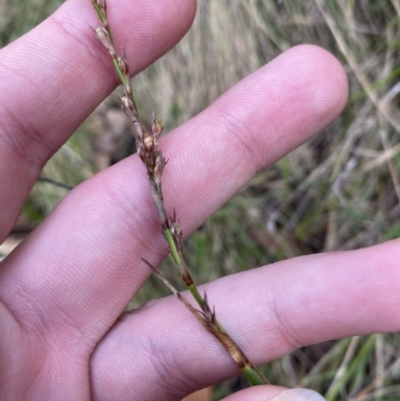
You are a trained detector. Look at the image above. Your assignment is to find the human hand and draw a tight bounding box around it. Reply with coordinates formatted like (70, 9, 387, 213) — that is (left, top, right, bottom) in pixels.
(1, 1, 398, 400)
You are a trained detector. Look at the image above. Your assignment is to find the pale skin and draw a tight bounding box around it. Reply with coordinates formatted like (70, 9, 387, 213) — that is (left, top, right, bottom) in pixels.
(0, 0, 399, 400)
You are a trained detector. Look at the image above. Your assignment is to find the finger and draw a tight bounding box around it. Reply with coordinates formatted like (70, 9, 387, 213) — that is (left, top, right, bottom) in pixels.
(222, 387, 326, 401)
(0, 45, 347, 343)
(0, 0, 196, 241)
(90, 239, 400, 401)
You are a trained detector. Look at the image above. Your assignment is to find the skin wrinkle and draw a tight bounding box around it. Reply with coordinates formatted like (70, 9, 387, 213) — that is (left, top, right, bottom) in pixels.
(268, 275, 324, 354)
(89, 162, 159, 237)
(4, 243, 91, 335)
(93, 306, 223, 401)
(50, 12, 118, 84)
(1, 33, 89, 143)
(78, 167, 170, 272)
(28, 352, 91, 400)
(158, 128, 228, 220)
(216, 104, 262, 175)
(273, 53, 344, 138)
(0, 149, 33, 197)
(0, 319, 46, 400)
(188, 47, 345, 177)
(128, 300, 227, 399)
(2, 159, 160, 324)
(0, 0, 197, 244)
(17, 271, 90, 339)
(0, 45, 346, 247)
(146, 336, 200, 400)
(90, 322, 145, 399)
(89, 240, 400, 400)
(158, 105, 263, 225)
(205, 83, 280, 173)
(0, 107, 55, 178)
(1, 26, 350, 397)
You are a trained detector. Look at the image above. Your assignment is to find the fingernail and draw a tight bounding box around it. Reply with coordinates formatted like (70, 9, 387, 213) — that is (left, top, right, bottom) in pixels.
(271, 388, 327, 401)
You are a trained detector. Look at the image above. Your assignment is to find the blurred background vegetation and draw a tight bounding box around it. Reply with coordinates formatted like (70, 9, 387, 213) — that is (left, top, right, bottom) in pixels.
(1, 0, 400, 400)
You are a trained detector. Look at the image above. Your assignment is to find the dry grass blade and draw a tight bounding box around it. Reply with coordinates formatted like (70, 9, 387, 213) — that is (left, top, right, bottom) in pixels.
(314, 0, 400, 209)
(37, 176, 73, 190)
(313, 0, 400, 134)
(325, 336, 360, 399)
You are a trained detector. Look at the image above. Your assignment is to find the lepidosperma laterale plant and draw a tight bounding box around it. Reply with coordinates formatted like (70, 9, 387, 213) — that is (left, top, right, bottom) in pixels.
(91, 0, 268, 387)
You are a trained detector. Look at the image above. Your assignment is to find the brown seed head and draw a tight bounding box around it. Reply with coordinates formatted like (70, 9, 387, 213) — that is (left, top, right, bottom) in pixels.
(170, 218, 183, 254)
(96, 0, 107, 12)
(171, 220, 182, 241)
(94, 25, 115, 56)
(119, 94, 140, 131)
(202, 293, 216, 324)
(143, 134, 154, 150)
(119, 47, 130, 76)
(153, 152, 165, 187)
(151, 114, 163, 139)
(124, 84, 133, 100)
(119, 95, 137, 119)
(119, 94, 132, 110)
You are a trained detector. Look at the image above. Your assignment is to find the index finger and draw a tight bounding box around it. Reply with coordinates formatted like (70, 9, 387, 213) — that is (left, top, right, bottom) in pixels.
(0, 0, 196, 241)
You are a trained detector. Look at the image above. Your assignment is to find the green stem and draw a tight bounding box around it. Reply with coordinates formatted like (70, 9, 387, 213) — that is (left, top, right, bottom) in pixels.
(113, 58, 127, 86)
(242, 364, 267, 386)
(93, 3, 114, 43)
(93, 3, 136, 105)
(164, 229, 225, 328)
(164, 229, 181, 265)
(164, 230, 202, 302)
(165, 231, 267, 384)
(92, 2, 267, 385)
(93, 3, 105, 23)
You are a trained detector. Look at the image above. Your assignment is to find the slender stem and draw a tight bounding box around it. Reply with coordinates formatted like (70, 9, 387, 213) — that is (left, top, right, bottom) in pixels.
(92, 2, 135, 106)
(93, 2, 114, 43)
(243, 364, 268, 386)
(91, 0, 267, 386)
(164, 229, 181, 265)
(113, 58, 127, 86)
(93, 3, 105, 24)
(162, 184, 265, 383)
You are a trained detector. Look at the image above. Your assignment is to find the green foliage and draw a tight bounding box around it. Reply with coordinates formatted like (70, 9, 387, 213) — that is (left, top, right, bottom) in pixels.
(0, 0, 62, 46)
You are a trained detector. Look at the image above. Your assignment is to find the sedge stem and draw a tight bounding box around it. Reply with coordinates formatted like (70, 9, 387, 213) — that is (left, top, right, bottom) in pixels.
(242, 364, 267, 386)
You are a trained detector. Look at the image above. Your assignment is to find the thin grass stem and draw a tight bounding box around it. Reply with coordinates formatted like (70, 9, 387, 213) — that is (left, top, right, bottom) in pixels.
(91, 0, 267, 386)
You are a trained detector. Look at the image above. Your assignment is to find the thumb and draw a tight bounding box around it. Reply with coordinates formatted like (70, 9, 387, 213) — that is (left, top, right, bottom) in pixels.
(221, 386, 327, 401)
(268, 388, 327, 401)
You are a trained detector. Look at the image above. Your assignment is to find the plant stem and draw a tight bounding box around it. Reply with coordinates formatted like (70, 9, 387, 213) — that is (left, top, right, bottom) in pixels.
(91, 0, 267, 386)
